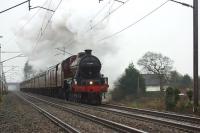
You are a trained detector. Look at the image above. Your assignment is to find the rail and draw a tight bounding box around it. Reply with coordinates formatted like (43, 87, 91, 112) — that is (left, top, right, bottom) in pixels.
(102, 104, 200, 124)
(16, 93, 80, 133)
(23, 92, 200, 132)
(23, 93, 146, 133)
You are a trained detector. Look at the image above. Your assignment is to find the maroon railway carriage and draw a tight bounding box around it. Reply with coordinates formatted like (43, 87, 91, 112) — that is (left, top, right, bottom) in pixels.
(20, 50, 109, 105)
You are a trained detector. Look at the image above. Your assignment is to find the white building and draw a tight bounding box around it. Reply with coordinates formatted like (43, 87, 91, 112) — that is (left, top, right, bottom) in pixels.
(142, 74, 168, 92)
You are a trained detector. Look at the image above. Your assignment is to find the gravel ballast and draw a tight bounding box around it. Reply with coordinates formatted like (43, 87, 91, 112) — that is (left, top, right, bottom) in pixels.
(25, 95, 118, 133)
(0, 92, 65, 133)
(28, 93, 191, 133)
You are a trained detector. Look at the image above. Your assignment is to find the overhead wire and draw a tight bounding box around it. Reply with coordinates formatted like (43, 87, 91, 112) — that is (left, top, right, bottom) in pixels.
(98, 0, 170, 42)
(42, 0, 63, 35)
(60, 0, 127, 53)
(56, 48, 73, 55)
(1, 53, 25, 63)
(55, 0, 127, 55)
(89, 0, 113, 25)
(88, 0, 131, 31)
(0, 0, 29, 14)
(41, 0, 53, 34)
(3, 0, 49, 46)
(31, 0, 169, 58)
(33, 0, 53, 49)
(19, 0, 49, 31)
(56, 0, 125, 53)
(31, 0, 63, 56)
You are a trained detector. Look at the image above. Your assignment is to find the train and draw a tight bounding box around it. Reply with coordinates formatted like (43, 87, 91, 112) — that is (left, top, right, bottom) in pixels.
(20, 49, 109, 105)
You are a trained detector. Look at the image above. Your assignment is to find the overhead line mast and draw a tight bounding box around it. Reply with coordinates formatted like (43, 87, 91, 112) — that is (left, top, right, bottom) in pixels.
(0, 0, 54, 14)
(170, 0, 198, 113)
(193, 0, 198, 113)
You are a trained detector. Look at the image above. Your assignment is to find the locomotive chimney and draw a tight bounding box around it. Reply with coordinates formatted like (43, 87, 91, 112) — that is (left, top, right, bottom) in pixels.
(85, 49, 92, 55)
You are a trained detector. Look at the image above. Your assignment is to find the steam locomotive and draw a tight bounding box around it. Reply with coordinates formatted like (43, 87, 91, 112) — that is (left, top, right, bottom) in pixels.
(20, 50, 109, 105)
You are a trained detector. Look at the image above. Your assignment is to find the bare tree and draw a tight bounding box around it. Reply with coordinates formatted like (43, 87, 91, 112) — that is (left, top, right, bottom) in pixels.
(137, 52, 173, 92)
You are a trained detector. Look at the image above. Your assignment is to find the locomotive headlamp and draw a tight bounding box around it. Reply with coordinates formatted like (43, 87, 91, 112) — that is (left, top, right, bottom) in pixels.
(74, 80, 77, 85)
(89, 81, 93, 85)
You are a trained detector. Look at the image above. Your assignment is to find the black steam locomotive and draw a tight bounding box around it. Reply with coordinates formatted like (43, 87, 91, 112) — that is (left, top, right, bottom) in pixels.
(20, 50, 109, 105)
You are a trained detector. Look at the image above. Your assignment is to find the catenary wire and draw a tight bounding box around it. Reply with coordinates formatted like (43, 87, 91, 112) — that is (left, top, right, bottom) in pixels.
(19, 0, 49, 31)
(89, 0, 131, 31)
(55, 0, 125, 56)
(31, 0, 63, 56)
(3, 0, 49, 46)
(21, 0, 50, 52)
(98, 0, 170, 42)
(0, 0, 29, 14)
(90, 0, 113, 23)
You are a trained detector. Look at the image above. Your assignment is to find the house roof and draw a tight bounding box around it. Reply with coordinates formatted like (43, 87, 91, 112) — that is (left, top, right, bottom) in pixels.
(142, 74, 164, 86)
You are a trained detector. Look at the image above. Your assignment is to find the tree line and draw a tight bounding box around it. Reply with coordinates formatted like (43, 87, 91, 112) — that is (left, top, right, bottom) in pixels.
(111, 51, 194, 101)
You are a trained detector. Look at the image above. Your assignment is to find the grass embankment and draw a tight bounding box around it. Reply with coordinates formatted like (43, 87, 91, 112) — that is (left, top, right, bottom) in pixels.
(110, 92, 200, 116)
(109, 92, 164, 109)
(0, 95, 2, 103)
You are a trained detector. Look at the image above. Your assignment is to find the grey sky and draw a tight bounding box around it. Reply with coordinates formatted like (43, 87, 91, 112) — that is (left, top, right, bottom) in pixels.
(0, 0, 198, 87)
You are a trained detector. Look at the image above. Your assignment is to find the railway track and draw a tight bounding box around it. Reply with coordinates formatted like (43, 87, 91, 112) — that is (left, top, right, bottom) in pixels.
(23, 92, 200, 132)
(102, 104, 200, 124)
(21, 92, 146, 133)
(16, 93, 80, 133)
(99, 106, 200, 132)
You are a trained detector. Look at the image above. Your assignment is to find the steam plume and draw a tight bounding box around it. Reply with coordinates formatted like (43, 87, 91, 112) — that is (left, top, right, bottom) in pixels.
(15, 0, 118, 86)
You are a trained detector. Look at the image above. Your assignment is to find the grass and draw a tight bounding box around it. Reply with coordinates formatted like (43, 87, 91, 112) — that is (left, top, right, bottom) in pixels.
(0, 95, 2, 103)
(110, 95, 165, 111)
(0, 93, 7, 104)
(129, 97, 165, 111)
(110, 94, 200, 115)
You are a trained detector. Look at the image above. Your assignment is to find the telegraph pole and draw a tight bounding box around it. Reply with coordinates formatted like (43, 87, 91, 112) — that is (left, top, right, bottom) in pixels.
(0, 36, 2, 97)
(0, 43, 2, 96)
(170, 0, 199, 113)
(193, 0, 198, 113)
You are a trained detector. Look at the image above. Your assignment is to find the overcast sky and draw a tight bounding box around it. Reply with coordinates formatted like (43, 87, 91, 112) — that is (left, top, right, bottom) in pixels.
(0, 0, 199, 87)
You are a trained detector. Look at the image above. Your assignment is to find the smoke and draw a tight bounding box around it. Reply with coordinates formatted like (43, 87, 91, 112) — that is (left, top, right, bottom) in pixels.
(15, 0, 119, 86)
(23, 61, 33, 79)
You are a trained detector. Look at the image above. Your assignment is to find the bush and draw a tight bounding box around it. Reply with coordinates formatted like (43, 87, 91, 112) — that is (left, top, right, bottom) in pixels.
(186, 89, 193, 102)
(165, 87, 180, 110)
(165, 87, 174, 110)
(174, 88, 180, 104)
(111, 88, 125, 101)
(111, 63, 146, 101)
